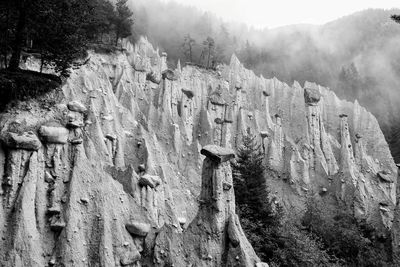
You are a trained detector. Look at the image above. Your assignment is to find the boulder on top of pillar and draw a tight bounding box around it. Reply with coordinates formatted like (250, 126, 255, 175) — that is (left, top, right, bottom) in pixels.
(260, 131, 269, 139)
(2, 131, 42, 151)
(162, 69, 178, 81)
(200, 145, 235, 163)
(182, 88, 194, 98)
(125, 221, 151, 237)
(139, 174, 161, 188)
(146, 71, 161, 84)
(67, 101, 87, 113)
(39, 125, 69, 144)
(209, 88, 226, 106)
(304, 82, 321, 106)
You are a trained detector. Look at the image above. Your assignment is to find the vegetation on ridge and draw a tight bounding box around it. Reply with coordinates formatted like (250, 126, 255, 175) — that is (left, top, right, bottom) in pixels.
(0, 0, 134, 106)
(0, 0, 133, 76)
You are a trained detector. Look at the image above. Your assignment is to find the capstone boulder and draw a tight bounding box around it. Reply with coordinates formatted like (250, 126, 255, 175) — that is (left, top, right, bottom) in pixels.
(138, 174, 161, 188)
(200, 145, 235, 163)
(39, 125, 69, 144)
(67, 101, 87, 113)
(125, 222, 151, 237)
(2, 131, 42, 150)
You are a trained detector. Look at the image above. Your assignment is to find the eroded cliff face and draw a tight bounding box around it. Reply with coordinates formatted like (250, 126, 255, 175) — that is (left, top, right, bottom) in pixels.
(0, 37, 397, 266)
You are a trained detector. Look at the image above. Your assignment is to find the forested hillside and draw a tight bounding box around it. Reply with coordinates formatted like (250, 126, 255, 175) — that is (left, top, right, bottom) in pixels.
(128, 0, 400, 161)
(0, 0, 133, 75)
(0, 0, 134, 108)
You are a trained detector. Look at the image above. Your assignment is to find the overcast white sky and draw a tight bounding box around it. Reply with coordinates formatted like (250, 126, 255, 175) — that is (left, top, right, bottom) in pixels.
(162, 0, 399, 28)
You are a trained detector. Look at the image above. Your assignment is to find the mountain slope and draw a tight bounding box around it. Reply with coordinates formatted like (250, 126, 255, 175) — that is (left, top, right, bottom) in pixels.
(0, 37, 397, 266)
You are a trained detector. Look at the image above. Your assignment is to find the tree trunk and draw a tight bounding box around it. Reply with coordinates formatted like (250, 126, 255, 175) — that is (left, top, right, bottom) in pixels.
(207, 48, 211, 69)
(2, 2, 11, 69)
(9, 0, 28, 71)
(40, 52, 44, 73)
(199, 51, 204, 66)
(115, 33, 119, 46)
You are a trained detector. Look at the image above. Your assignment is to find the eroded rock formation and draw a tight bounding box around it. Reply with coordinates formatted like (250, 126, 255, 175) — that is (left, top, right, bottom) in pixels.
(152, 146, 261, 266)
(0, 37, 397, 266)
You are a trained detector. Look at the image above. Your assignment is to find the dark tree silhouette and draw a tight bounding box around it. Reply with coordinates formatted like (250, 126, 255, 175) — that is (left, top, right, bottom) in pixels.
(233, 131, 279, 225)
(182, 34, 196, 62)
(85, 0, 116, 42)
(0, 0, 132, 76)
(202, 36, 215, 68)
(8, 0, 31, 71)
(391, 14, 400, 23)
(114, 0, 133, 46)
(0, 0, 16, 68)
(232, 131, 283, 261)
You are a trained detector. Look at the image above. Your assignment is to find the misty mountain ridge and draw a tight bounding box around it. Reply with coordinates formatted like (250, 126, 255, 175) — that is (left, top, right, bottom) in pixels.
(128, 0, 400, 161)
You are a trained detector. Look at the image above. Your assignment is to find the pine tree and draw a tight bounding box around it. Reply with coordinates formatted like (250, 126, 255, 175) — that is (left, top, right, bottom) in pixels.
(31, 0, 96, 76)
(182, 34, 196, 62)
(202, 36, 215, 68)
(114, 0, 133, 46)
(84, 0, 115, 42)
(7, 0, 32, 71)
(0, 0, 16, 68)
(391, 14, 400, 24)
(232, 131, 283, 261)
(0, 0, 125, 75)
(233, 131, 279, 225)
(241, 40, 256, 68)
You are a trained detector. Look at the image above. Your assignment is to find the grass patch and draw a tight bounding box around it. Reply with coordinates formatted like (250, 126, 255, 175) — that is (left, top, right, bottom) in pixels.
(0, 69, 61, 111)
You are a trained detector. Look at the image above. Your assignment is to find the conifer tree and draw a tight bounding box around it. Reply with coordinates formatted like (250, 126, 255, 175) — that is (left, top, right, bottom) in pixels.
(182, 34, 196, 62)
(85, 0, 115, 42)
(7, 0, 32, 71)
(31, 0, 96, 76)
(0, 0, 15, 68)
(232, 131, 283, 260)
(114, 0, 133, 46)
(234, 131, 278, 224)
(0, 0, 129, 76)
(202, 36, 215, 68)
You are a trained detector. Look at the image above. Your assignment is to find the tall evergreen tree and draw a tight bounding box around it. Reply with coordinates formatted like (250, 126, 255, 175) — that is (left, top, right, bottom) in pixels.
(31, 0, 97, 76)
(202, 36, 215, 68)
(114, 0, 133, 46)
(0, 0, 16, 68)
(182, 34, 196, 62)
(84, 0, 116, 42)
(8, 0, 32, 71)
(1, 0, 89, 74)
(232, 131, 283, 261)
(391, 14, 400, 23)
(0, 0, 128, 76)
(233, 131, 278, 225)
(337, 62, 363, 100)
